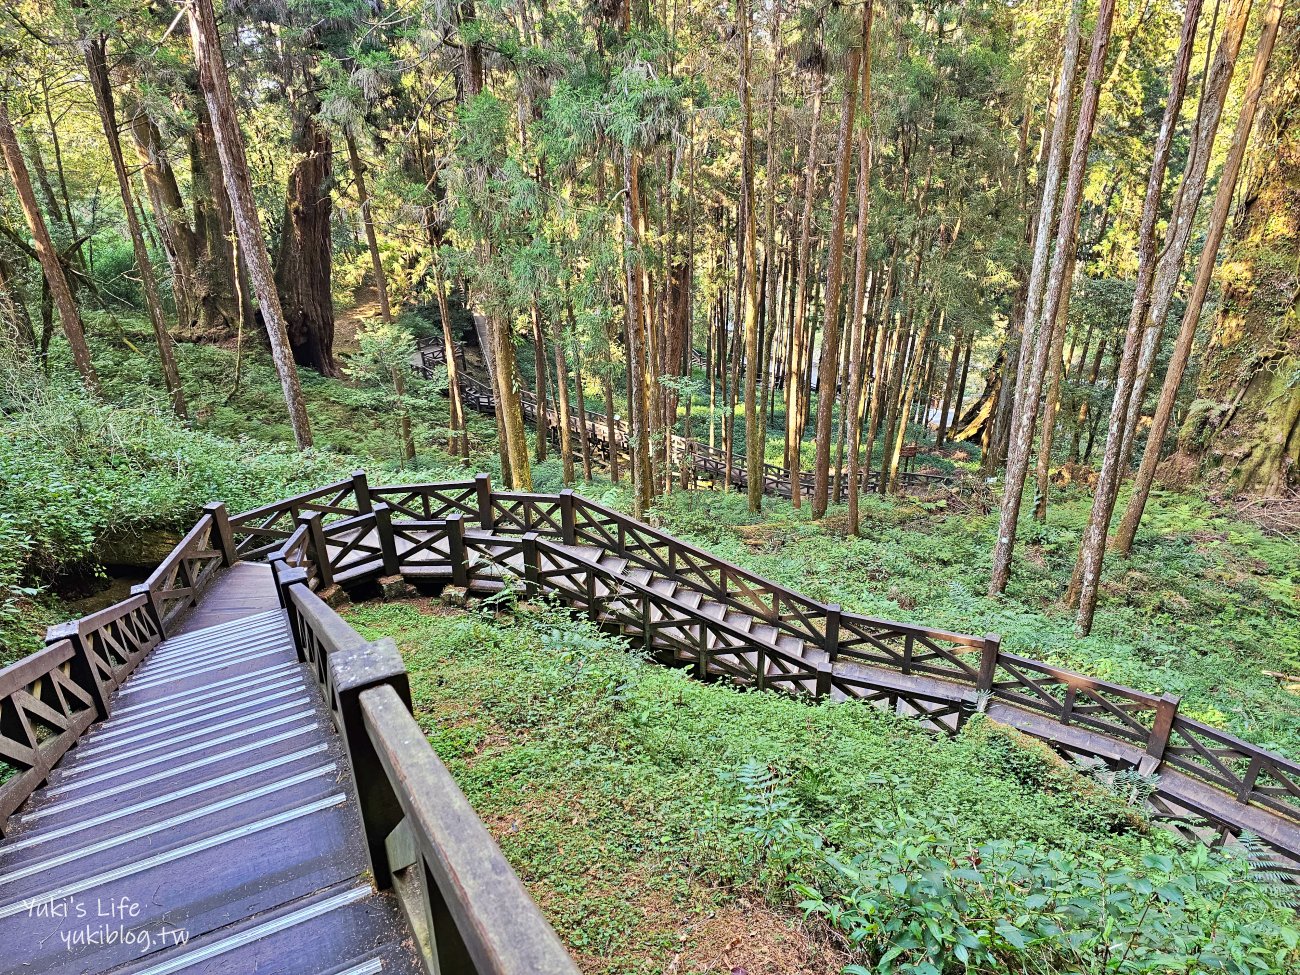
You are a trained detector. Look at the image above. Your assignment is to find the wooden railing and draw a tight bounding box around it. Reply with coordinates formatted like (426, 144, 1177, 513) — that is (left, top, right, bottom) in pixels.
(4, 466, 1297, 890)
(272, 561, 578, 975)
(257, 473, 1300, 861)
(0, 503, 234, 831)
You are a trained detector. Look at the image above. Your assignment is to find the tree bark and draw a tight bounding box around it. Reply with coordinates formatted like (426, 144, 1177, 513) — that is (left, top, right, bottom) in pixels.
(83, 34, 187, 418)
(431, 248, 467, 457)
(784, 69, 825, 508)
(345, 131, 392, 323)
(812, 41, 862, 518)
(738, 0, 762, 513)
(1119, 0, 1254, 458)
(185, 0, 312, 448)
(1117, 0, 1285, 546)
(621, 148, 653, 515)
(987, 0, 1090, 594)
(1071, 0, 1248, 634)
(0, 101, 98, 393)
(1032, 248, 1077, 520)
(275, 105, 337, 376)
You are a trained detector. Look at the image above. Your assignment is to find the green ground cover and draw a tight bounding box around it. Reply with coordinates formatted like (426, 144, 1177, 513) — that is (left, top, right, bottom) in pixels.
(346, 599, 1300, 975)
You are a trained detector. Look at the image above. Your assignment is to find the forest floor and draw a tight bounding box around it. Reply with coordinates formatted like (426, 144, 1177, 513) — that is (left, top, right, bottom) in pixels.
(342, 597, 1220, 975)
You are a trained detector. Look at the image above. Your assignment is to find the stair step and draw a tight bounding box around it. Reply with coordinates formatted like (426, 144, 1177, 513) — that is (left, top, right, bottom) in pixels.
(649, 578, 678, 597)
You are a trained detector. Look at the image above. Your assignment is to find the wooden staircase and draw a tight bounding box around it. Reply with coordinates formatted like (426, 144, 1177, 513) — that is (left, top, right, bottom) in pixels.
(0, 599, 422, 975)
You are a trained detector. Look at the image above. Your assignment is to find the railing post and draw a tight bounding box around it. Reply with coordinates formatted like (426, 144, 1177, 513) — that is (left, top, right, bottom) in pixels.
(559, 489, 577, 545)
(475, 472, 493, 529)
(204, 502, 237, 566)
(1236, 754, 1266, 803)
(815, 661, 833, 700)
(275, 567, 310, 660)
(521, 532, 540, 597)
(266, 555, 288, 607)
(330, 637, 412, 889)
(46, 623, 110, 719)
(301, 512, 334, 589)
(374, 503, 400, 576)
(1139, 693, 1180, 776)
(976, 633, 1001, 694)
(352, 469, 374, 514)
(446, 513, 468, 587)
(824, 604, 841, 663)
(130, 581, 168, 639)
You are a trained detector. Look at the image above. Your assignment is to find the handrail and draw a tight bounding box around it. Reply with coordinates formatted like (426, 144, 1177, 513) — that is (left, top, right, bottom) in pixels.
(7, 470, 1298, 865)
(0, 639, 97, 826)
(276, 566, 578, 975)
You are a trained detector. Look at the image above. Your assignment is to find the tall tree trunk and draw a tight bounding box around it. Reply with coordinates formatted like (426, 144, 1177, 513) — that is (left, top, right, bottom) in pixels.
(811, 40, 862, 518)
(1119, 0, 1254, 458)
(738, 0, 762, 513)
(431, 247, 467, 457)
(0, 102, 98, 392)
(1032, 248, 1077, 520)
(185, 0, 312, 447)
(934, 328, 962, 448)
(345, 131, 391, 323)
(552, 314, 575, 484)
(758, 11, 785, 493)
(127, 107, 200, 331)
(491, 311, 533, 489)
(83, 34, 187, 418)
(621, 149, 652, 515)
(530, 303, 550, 462)
(784, 69, 825, 508)
(189, 100, 247, 338)
(1116, 0, 1284, 549)
(572, 337, 594, 482)
(987, 0, 1091, 594)
(1071, 0, 1248, 634)
(275, 105, 337, 376)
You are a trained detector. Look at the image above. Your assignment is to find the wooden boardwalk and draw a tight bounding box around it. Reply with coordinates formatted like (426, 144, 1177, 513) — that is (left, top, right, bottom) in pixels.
(2, 473, 1296, 975)
(0, 566, 421, 975)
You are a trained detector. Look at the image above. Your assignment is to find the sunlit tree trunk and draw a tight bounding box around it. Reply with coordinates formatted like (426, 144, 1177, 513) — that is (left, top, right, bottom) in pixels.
(1119, 0, 1253, 459)
(812, 39, 862, 518)
(346, 132, 391, 323)
(738, 0, 762, 513)
(987, 0, 1089, 594)
(1071, 0, 1249, 634)
(185, 0, 311, 447)
(784, 69, 825, 508)
(1116, 0, 1284, 550)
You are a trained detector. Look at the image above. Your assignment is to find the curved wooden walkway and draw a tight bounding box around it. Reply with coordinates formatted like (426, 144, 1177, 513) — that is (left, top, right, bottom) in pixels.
(261, 476, 1299, 864)
(412, 338, 962, 498)
(2, 473, 1297, 975)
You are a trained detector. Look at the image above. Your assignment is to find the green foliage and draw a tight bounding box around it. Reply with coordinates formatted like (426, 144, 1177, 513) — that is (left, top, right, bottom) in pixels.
(796, 816, 1297, 975)
(345, 601, 1298, 974)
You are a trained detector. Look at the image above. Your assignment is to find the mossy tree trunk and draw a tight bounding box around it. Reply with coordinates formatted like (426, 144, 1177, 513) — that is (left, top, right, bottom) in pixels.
(1193, 23, 1300, 495)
